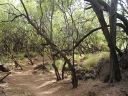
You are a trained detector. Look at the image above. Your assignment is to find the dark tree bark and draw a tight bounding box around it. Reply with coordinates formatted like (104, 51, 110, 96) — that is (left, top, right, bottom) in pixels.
(61, 61, 67, 79)
(84, 0, 121, 82)
(109, 0, 121, 82)
(11, 55, 23, 70)
(52, 54, 61, 81)
(0, 72, 11, 82)
(25, 47, 34, 65)
(97, 0, 128, 35)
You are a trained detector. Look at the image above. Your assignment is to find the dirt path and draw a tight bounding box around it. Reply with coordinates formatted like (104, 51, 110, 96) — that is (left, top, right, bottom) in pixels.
(0, 65, 128, 96)
(4, 66, 58, 96)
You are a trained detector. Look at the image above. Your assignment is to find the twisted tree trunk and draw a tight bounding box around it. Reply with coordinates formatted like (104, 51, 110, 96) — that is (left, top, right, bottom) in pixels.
(84, 0, 121, 82)
(109, 0, 121, 82)
(20, 0, 78, 88)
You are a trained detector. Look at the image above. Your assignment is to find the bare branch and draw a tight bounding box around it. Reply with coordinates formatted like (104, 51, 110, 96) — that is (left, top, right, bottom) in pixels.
(74, 23, 126, 49)
(0, 3, 22, 14)
(20, 0, 29, 19)
(1, 14, 24, 22)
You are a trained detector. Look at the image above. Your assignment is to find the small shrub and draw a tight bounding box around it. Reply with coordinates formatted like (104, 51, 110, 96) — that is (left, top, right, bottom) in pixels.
(80, 52, 109, 70)
(55, 59, 64, 69)
(15, 53, 25, 60)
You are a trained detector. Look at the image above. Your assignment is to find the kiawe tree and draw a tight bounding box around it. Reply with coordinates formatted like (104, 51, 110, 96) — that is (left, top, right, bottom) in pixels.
(83, 0, 123, 82)
(20, 0, 78, 88)
(0, 0, 78, 88)
(109, 0, 121, 82)
(0, 0, 128, 88)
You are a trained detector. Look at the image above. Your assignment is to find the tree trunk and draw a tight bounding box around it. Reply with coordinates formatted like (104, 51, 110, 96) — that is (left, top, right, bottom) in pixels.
(85, 0, 121, 82)
(109, 0, 121, 82)
(11, 55, 22, 70)
(20, 0, 78, 88)
(61, 61, 67, 79)
(52, 58, 61, 81)
(25, 47, 34, 65)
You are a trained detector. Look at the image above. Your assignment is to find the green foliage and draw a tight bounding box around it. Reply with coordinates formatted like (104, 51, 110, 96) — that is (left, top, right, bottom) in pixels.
(116, 31, 127, 50)
(15, 52, 38, 60)
(0, 55, 10, 64)
(55, 59, 64, 69)
(74, 54, 84, 61)
(0, 0, 126, 68)
(80, 52, 109, 70)
(0, 0, 109, 55)
(53, 52, 109, 70)
(14, 53, 25, 60)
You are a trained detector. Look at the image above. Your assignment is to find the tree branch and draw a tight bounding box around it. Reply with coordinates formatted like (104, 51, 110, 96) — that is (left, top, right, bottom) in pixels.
(73, 23, 126, 49)
(1, 14, 24, 22)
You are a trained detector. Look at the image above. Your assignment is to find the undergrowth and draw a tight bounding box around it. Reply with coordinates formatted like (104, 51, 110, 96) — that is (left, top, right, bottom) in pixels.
(80, 52, 109, 70)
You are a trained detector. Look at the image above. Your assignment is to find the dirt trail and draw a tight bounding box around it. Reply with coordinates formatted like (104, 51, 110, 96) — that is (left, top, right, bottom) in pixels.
(4, 66, 58, 96)
(0, 65, 128, 96)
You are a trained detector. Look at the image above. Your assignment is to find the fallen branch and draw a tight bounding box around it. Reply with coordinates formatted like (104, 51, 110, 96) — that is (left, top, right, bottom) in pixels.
(0, 72, 11, 82)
